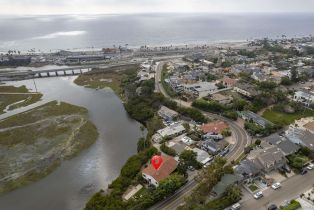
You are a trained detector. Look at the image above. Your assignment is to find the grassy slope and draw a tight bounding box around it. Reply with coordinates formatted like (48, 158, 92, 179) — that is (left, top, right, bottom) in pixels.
(262, 108, 314, 126)
(74, 65, 138, 96)
(0, 85, 42, 114)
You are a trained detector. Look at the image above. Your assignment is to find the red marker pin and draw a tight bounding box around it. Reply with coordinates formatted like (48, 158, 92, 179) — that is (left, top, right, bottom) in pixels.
(151, 155, 163, 170)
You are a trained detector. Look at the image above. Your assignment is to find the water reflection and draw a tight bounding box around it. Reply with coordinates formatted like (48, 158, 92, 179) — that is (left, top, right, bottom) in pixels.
(0, 76, 142, 210)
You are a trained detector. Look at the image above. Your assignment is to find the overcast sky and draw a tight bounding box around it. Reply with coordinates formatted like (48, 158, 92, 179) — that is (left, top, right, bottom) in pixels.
(1, 0, 314, 15)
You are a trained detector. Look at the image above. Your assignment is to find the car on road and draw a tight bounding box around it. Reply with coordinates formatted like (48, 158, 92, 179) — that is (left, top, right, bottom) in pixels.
(253, 191, 263, 199)
(230, 203, 241, 210)
(271, 182, 281, 190)
(301, 169, 308, 175)
(268, 204, 278, 210)
(306, 163, 314, 170)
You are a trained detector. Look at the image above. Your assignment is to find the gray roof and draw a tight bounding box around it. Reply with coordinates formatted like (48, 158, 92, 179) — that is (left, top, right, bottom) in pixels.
(238, 111, 274, 127)
(264, 134, 300, 155)
(257, 147, 286, 166)
(277, 140, 300, 156)
(301, 130, 314, 150)
(235, 159, 262, 177)
(264, 134, 282, 145)
(212, 174, 243, 196)
(169, 143, 186, 155)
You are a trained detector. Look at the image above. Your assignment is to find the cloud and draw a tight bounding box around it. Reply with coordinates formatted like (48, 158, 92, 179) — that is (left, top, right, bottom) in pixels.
(32, 31, 86, 39)
(0, 0, 314, 14)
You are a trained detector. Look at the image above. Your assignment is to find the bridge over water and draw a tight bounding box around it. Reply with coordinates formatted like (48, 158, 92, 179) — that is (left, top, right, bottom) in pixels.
(0, 62, 139, 81)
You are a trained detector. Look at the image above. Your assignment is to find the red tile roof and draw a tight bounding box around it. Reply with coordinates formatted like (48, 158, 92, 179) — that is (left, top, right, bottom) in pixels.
(201, 121, 228, 134)
(142, 155, 178, 182)
(222, 77, 237, 86)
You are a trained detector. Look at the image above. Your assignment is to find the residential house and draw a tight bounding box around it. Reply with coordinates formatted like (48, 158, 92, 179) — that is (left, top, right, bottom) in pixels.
(238, 111, 274, 128)
(235, 159, 262, 179)
(248, 146, 287, 173)
(203, 132, 224, 141)
(142, 155, 178, 187)
(233, 82, 258, 98)
(167, 141, 188, 155)
(222, 77, 237, 88)
(153, 123, 186, 143)
(210, 93, 233, 105)
(199, 140, 221, 154)
(212, 174, 243, 197)
(251, 71, 268, 82)
(158, 106, 179, 121)
(200, 121, 228, 134)
(264, 133, 300, 156)
(285, 128, 314, 151)
(293, 90, 314, 106)
(191, 148, 213, 165)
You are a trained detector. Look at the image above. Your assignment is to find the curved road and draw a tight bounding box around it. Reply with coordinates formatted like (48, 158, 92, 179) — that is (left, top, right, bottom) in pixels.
(151, 61, 250, 210)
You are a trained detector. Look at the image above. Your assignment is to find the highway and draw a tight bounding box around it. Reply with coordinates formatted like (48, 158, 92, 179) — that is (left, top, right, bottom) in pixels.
(151, 61, 251, 210)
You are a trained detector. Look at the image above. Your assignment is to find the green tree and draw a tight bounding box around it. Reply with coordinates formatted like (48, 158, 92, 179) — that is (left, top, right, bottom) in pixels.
(179, 150, 202, 170)
(160, 143, 177, 156)
(255, 139, 261, 145)
(281, 76, 293, 86)
(290, 68, 299, 82)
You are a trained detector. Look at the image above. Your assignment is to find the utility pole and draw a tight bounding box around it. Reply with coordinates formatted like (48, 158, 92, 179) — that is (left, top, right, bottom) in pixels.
(32, 78, 38, 93)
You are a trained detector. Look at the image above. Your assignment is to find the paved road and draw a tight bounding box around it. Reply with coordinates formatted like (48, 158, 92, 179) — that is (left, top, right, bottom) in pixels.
(241, 170, 314, 210)
(150, 61, 251, 210)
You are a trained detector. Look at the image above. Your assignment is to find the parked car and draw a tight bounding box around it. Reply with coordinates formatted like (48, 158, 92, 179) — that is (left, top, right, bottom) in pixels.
(230, 203, 241, 210)
(268, 204, 278, 210)
(306, 163, 314, 170)
(271, 182, 281, 190)
(301, 169, 308, 175)
(188, 166, 195, 171)
(253, 191, 263, 199)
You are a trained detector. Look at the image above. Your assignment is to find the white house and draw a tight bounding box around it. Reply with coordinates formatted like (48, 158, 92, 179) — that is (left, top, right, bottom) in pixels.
(142, 155, 178, 187)
(293, 90, 314, 106)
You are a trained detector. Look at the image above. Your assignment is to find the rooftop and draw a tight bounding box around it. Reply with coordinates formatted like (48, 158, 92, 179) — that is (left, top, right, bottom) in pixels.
(142, 155, 178, 182)
(200, 121, 228, 134)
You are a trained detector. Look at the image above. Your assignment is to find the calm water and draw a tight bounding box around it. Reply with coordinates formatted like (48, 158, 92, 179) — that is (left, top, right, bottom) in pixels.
(0, 77, 142, 210)
(1, 13, 314, 51)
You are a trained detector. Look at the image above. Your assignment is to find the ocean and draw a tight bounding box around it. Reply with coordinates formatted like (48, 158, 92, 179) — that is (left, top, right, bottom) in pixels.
(0, 13, 314, 52)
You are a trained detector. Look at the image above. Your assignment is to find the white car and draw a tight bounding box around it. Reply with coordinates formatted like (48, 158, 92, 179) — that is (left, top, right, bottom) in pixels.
(231, 203, 241, 210)
(253, 191, 263, 199)
(271, 182, 281, 190)
(306, 163, 314, 170)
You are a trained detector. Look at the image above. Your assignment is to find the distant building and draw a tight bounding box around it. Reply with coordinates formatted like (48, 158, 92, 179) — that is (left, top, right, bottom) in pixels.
(65, 55, 106, 63)
(183, 82, 218, 98)
(158, 106, 179, 121)
(222, 77, 237, 87)
(142, 155, 178, 187)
